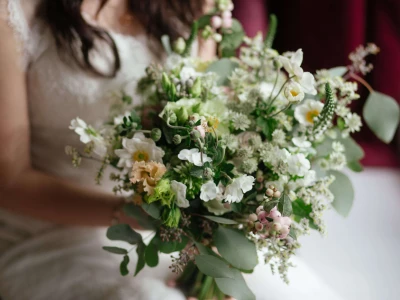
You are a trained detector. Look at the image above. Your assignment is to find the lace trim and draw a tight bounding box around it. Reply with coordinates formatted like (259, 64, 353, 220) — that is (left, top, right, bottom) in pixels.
(0, 0, 31, 69)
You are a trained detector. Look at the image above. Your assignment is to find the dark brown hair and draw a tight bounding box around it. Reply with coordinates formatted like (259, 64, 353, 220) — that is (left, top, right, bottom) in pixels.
(38, 0, 204, 77)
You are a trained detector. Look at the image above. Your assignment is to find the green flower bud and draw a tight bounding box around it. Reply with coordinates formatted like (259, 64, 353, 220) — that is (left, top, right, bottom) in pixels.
(176, 107, 189, 123)
(190, 130, 201, 140)
(173, 37, 186, 54)
(167, 112, 177, 124)
(273, 59, 283, 70)
(188, 120, 195, 126)
(168, 83, 177, 101)
(161, 72, 171, 92)
(190, 77, 202, 98)
(151, 128, 162, 142)
(162, 206, 181, 228)
(173, 134, 182, 145)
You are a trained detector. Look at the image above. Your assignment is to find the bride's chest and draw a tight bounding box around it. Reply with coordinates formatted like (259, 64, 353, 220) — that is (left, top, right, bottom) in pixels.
(27, 32, 155, 127)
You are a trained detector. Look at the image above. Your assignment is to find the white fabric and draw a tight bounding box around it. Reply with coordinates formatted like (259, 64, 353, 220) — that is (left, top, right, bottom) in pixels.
(0, 1, 396, 300)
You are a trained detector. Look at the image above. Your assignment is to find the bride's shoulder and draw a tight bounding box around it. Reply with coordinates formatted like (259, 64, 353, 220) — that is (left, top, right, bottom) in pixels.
(0, 0, 44, 69)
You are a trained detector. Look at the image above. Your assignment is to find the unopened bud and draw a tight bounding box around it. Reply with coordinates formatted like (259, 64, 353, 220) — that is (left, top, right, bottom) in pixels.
(176, 107, 189, 123)
(203, 168, 214, 179)
(151, 128, 162, 142)
(272, 222, 282, 232)
(190, 130, 201, 140)
(190, 77, 202, 97)
(173, 37, 186, 54)
(211, 15, 222, 29)
(173, 135, 182, 145)
(273, 191, 281, 198)
(248, 213, 258, 222)
(266, 188, 274, 197)
(161, 72, 171, 92)
(168, 112, 177, 124)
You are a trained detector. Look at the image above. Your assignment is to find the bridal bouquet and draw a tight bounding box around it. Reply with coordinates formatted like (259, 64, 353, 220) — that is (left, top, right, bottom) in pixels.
(67, 1, 399, 299)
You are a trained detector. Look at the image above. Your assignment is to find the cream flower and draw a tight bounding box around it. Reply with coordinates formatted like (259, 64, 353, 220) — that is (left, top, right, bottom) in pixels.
(200, 181, 219, 202)
(224, 175, 255, 203)
(294, 99, 324, 126)
(171, 180, 189, 208)
(115, 133, 165, 173)
(284, 81, 305, 102)
(130, 161, 167, 195)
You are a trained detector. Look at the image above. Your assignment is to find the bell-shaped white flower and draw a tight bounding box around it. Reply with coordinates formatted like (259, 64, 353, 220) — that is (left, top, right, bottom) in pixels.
(200, 181, 219, 202)
(171, 180, 189, 208)
(178, 148, 212, 167)
(224, 175, 255, 203)
(294, 99, 324, 126)
(115, 133, 165, 173)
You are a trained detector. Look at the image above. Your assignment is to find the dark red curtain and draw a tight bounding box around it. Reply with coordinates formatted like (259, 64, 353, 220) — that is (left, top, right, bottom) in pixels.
(233, 0, 400, 168)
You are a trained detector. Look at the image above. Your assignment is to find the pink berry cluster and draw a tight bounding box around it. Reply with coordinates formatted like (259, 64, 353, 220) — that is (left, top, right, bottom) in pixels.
(202, 3, 234, 43)
(211, 11, 233, 30)
(248, 206, 292, 239)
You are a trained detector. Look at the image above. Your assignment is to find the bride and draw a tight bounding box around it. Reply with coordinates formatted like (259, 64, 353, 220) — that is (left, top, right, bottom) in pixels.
(0, 0, 344, 299)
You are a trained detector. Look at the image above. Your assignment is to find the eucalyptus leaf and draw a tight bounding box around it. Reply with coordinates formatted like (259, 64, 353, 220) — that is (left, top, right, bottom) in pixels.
(328, 170, 354, 217)
(142, 202, 161, 219)
(328, 66, 348, 77)
(145, 243, 159, 268)
(204, 216, 238, 224)
(123, 203, 156, 229)
(363, 91, 400, 143)
(195, 242, 216, 256)
(206, 58, 239, 86)
(214, 227, 257, 271)
(134, 241, 146, 276)
(195, 255, 235, 279)
(289, 228, 297, 240)
(316, 133, 364, 163)
(277, 194, 292, 216)
(197, 14, 212, 29)
(120, 255, 130, 276)
(102, 246, 128, 255)
(106, 224, 142, 245)
(347, 161, 363, 172)
(264, 200, 278, 212)
(215, 268, 256, 300)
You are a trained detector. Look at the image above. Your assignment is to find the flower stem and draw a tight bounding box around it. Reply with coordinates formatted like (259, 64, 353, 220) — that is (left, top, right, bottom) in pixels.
(166, 119, 188, 131)
(266, 75, 294, 112)
(267, 102, 292, 118)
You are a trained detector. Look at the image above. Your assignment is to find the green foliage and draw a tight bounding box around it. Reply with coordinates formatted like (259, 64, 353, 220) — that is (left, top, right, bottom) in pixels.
(204, 216, 238, 224)
(183, 21, 199, 57)
(328, 170, 354, 217)
(146, 179, 175, 207)
(206, 58, 239, 86)
(292, 199, 318, 230)
(264, 14, 277, 49)
(102, 246, 128, 255)
(145, 243, 159, 268)
(134, 241, 146, 276)
(197, 14, 212, 29)
(151, 234, 189, 254)
(256, 117, 278, 140)
(363, 91, 400, 143)
(220, 19, 245, 58)
(328, 66, 348, 77)
(142, 202, 162, 219)
(215, 268, 256, 300)
(277, 194, 292, 217)
(161, 206, 181, 228)
(347, 160, 363, 172)
(106, 224, 142, 245)
(123, 203, 156, 230)
(214, 227, 258, 271)
(195, 255, 236, 279)
(120, 255, 130, 276)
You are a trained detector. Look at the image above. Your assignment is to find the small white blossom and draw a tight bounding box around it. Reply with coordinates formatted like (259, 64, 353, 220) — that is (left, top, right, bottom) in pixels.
(178, 148, 212, 166)
(292, 136, 311, 148)
(329, 152, 347, 170)
(200, 181, 219, 202)
(272, 129, 286, 146)
(224, 175, 255, 203)
(284, 81, 305, 102)
(242, 158, 258, 174)
(171, 180, 189, 208)
(231, 112, 251, 131)
(287, 153, 311, 177)
(344, 113, 362, 133)
(332, 141, 345, 153)
(294, 99, 324, 126)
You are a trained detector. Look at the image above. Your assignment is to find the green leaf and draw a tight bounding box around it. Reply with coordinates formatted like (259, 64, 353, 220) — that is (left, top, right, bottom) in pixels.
(206, 58, 239, 86)
(120, 255, 130, 276)
(204, 216, 238, 225)
(292, 199, 318, 230)
(195, 242, 216, 256)
(256, 117, 277, 140)
(106, 224, 142, 245)
(316, 133, 364, 162)
(145, 243, 159, 268)
(289, 227, 297, 240)
(220, 19, 245, 56)
(152, 234, 189, 254)
(190, 166, 204, 178)
(134, 241, 146, 276)
(264, 14, 277, 48)
(263, 200, 278, 212)
(328, 66, 348, 77)
(123, 203, 156, 229)
(102, 246, 128, 255)
(327, 170, 354, 217)
(347, 161, 363, 172)
(214, 227, 257, 271)
(142, 202, 161, 219)
(277, 194, 292, 217)
(197, 14, 212, 29)
(363, 91, 400, 143)
(195, 255, 235, 279)
(215, 268, 256, 300)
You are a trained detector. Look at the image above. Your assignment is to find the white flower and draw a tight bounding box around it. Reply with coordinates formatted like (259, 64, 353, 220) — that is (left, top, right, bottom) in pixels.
(344, 113, 362, 133)
(336, 105, 350, 117)
(178, 148, 212, 166)
(180, 66, 199, 82)
(224, 175, 255, 203)
(280, 49, 317, 95)
(292, 136, 311, 148)
(115, 133, 164, 172)
(200, 181, 219, 202)
(171, 180, 189, 208)
(272, 129, 286, 146)
(332, 141, 345, 153)
(69, 118, 107, 157)
(294, 99, 324, 126)
(287, 153, 310, 177)
(329, 152, 347, 170)
(231, 112, 251, 131)
(203, 199, 231, 215)
(241, 158, 258, 174)
(284, 81, 304, 102)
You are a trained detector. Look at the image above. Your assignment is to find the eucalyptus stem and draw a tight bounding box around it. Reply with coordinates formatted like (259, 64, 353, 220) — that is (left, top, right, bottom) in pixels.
(350, 72, 374, 93)
(268, 70, 280, 102)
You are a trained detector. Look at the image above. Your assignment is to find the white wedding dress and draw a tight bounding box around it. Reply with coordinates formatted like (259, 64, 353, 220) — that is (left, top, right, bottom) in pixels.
(2, 1, 394, 300)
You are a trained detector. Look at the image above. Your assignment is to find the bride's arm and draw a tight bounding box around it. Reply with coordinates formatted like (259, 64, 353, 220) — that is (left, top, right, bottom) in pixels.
(0, 18, 138, 228)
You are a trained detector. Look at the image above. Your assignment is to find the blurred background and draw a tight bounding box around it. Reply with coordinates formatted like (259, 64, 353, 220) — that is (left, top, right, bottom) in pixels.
(234, 1, 400, 299)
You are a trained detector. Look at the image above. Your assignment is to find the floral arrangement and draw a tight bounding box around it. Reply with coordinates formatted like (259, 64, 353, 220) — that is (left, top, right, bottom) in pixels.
(67, 1, 399, 299)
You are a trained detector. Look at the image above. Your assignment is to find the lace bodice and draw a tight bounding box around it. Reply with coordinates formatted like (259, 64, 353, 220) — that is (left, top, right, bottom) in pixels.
(0, 0, 156, 250)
